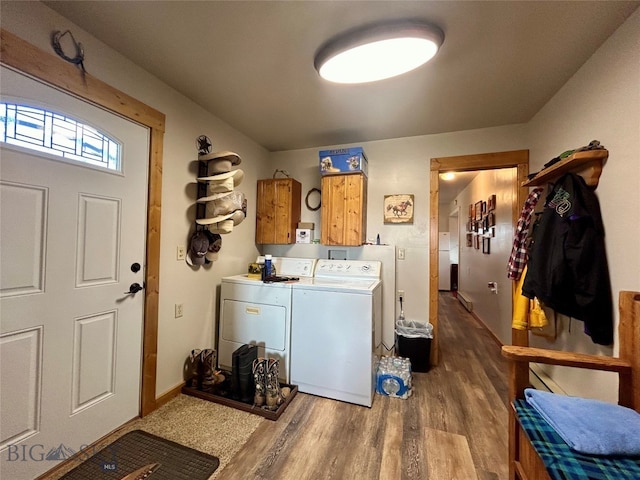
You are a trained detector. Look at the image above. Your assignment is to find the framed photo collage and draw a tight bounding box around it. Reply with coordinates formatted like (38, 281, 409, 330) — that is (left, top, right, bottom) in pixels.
(466, 194, 496, 254)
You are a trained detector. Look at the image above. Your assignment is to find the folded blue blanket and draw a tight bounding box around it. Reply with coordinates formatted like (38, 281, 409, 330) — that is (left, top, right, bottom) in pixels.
(525, 388, 640, 456)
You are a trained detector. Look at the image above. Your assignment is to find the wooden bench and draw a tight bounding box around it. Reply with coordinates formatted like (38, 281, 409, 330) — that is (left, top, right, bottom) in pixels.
(501, 291, 640, 480)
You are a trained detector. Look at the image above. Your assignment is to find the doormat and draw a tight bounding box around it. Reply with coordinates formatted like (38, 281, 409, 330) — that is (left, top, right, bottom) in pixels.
(59, 430, 219, 480)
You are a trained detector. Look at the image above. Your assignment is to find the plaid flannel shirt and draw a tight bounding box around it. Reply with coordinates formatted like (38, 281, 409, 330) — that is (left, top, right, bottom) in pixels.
(507, 187, 544, 280)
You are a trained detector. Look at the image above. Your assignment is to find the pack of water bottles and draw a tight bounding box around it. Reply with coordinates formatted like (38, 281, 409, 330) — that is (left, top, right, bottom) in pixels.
(375, 356, 412, 399)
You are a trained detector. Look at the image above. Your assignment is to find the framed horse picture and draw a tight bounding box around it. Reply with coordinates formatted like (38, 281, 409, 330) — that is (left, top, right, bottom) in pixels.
(384, 194, 414, 224)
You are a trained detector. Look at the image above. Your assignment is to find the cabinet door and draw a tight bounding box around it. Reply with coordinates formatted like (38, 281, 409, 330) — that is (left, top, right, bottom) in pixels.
(256, 178, 301, 244)
(321, 173, 366, 246)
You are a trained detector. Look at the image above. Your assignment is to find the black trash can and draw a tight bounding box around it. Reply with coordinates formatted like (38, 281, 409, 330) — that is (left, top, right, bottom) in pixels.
(396, 319, 433, 372)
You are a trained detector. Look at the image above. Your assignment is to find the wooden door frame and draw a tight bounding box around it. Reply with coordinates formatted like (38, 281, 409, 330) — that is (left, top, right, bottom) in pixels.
(1, 29, 164, 416)
(429, 150, 530, 365)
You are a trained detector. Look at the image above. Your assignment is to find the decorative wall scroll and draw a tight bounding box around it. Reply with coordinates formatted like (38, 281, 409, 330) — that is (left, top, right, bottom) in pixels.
(384, 194, 414, 224)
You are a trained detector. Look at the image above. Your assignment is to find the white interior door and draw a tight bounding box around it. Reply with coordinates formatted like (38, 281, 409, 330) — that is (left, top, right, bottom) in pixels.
(0, 66, 149, 479)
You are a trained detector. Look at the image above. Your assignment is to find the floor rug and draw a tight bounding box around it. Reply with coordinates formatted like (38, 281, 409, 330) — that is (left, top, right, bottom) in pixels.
(59, 429, 220, 480)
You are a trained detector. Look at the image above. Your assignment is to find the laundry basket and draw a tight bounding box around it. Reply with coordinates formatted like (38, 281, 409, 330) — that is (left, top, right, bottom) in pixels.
(396, 319, 433, 372)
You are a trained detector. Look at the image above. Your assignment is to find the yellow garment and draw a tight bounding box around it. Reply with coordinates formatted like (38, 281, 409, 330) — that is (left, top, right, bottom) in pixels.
(512, 265, 549, 330)
(529, 297, 548, 328)
(530, 307, 557, 340)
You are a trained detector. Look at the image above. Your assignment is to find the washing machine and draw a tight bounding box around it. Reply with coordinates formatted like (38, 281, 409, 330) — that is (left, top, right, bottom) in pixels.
(218, 257, 316, 383)
(290, 259, 382, 407)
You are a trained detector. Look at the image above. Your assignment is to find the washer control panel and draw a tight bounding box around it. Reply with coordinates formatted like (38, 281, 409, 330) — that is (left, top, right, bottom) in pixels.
(314, 259, 381, 279)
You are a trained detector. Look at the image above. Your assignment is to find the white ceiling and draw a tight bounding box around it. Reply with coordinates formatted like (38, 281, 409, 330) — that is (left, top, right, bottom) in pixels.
(42, 1, 638, 201)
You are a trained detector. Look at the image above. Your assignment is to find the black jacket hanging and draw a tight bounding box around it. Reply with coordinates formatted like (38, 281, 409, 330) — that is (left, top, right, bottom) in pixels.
(522, 173, 613, 345)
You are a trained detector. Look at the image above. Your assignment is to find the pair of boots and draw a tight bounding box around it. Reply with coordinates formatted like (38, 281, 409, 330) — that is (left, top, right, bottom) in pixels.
(252, 358, 285, 410)
(190, 349, 224, 391)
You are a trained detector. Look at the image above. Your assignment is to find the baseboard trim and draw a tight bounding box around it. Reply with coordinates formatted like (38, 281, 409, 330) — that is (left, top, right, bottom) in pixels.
(155, 381, 185, 410)
(457, 291, 473, 312)
(469, 310, 504, 348)
(529, 363, 566, 394)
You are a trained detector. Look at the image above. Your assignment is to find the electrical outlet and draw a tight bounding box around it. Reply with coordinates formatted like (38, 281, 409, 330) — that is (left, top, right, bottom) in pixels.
(397, 290, 405, 302)
(177, 245, 186, 261)
(174, 303, 184, 318)
(397, 248, 406, 260)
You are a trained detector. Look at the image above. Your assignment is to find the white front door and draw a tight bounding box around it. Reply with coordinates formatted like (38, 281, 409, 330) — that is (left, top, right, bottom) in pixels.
(0, 66, 149, 479)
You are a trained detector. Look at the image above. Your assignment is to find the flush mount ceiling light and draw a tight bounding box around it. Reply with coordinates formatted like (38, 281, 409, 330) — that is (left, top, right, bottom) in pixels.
(440, 172, 455, 181)
(314, 20, 444, 84)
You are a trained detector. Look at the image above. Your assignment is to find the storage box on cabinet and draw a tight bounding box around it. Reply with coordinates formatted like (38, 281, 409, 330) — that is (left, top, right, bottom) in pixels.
(321, 172, 367, 246)
(256, 178, 301, 244)
(319, 147, 368, 176)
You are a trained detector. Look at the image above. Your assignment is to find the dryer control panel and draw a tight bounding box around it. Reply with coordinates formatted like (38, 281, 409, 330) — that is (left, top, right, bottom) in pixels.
(256, 256, 316, 277)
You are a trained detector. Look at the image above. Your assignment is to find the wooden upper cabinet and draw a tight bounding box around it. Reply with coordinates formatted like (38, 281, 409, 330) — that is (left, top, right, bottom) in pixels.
(255, 178, 301, 244)
(321, 173, 367, 246)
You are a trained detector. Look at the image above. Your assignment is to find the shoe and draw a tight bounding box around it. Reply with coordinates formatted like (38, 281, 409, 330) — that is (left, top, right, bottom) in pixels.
(231, 345, 249, 400)
(252, 358, 267, 407)
(265, 358, 284, 411)
(188, 349, 202, 388)
(238, 345, 257, 403)
(200, 349, 217, 392)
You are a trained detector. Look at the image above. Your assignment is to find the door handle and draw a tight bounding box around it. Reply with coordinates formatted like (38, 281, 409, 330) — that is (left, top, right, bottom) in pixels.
(124, 282, 144, 295)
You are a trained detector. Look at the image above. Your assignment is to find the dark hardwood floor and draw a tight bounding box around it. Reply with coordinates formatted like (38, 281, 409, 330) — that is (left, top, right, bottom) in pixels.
(217, 292, 509, 480)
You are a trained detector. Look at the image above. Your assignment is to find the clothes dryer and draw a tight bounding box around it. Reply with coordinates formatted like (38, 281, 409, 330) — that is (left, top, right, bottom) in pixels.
(218, 257, 315, 383)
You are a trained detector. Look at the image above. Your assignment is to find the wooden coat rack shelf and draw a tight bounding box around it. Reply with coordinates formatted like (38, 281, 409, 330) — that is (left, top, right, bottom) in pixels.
(522, 149, 608, 188)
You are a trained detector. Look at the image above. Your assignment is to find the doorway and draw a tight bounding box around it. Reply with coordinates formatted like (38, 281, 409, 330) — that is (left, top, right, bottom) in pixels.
(1, 66, 150, 479)
(428, 150, 529, 365)
(1, 29, 165, 417)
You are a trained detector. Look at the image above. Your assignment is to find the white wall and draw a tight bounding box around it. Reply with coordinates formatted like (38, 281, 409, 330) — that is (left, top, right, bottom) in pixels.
(524, 7, 640, 402)
(438, 204, 450, 231)
(1, 1, 270, 397)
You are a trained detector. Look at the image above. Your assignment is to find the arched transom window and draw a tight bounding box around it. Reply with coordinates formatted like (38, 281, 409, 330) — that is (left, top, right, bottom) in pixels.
(0, 102, 121, 171)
